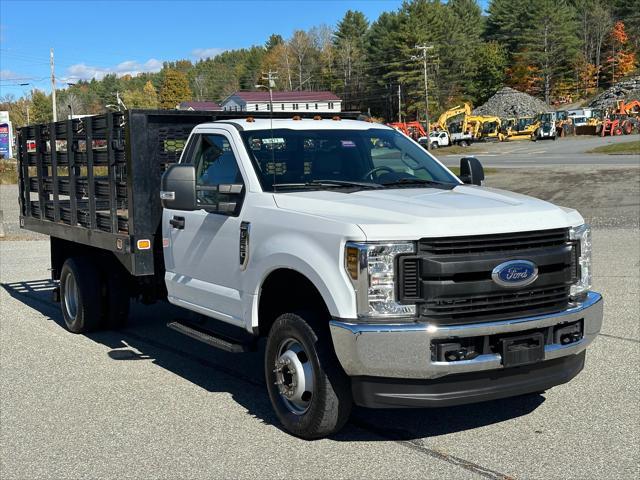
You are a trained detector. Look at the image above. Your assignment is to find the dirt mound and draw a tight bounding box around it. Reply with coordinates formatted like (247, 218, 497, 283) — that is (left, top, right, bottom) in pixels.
(588, 76, 640, 109)
(473, 87, 550, 117)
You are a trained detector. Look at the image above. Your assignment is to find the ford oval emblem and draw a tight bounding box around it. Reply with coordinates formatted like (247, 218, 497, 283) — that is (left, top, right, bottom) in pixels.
(491, 260, 538, 288)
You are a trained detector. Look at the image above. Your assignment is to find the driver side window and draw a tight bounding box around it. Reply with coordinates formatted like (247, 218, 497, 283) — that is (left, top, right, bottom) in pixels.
(191, 134, 244, 211)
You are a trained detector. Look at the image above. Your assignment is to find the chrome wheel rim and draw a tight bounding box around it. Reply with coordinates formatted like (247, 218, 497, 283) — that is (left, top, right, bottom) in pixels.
(64, 273, 79, 320)
(274, 338, 314, 415)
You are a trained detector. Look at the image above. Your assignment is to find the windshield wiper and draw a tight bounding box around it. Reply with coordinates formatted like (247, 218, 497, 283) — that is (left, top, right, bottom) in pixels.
(381, 178, 456, 189)
(273, 179, 384, 190)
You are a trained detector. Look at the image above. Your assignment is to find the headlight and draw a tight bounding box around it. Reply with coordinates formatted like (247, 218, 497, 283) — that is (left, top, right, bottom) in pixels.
(570, 224, 592, 299)
(344, 242, 416, 319)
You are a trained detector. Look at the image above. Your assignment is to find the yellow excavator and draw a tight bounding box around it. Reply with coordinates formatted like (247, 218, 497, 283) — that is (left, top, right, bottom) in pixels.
(435, 103, 472, 131)
(474, 116, 503, 141)
(507, 116, 537, 140)
(434, 103, 476, 146)
(499, 118, 516, 141)
(434, 104, 505, 144)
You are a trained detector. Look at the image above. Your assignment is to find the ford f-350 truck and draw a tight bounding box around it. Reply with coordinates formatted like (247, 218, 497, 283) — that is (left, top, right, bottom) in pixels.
(17, 110, 603, 439)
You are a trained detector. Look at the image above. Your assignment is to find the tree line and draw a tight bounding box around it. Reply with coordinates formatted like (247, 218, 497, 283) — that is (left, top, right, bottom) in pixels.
(1, 0, 637, 127)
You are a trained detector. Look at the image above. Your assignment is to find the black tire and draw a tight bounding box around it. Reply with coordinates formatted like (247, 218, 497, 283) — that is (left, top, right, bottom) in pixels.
(59, 257, 104, 333)
(102, 262, 130, 329)
(431, 142, 438, 149)
(265, 312, 352, 439)
(459, 140, 468, 147)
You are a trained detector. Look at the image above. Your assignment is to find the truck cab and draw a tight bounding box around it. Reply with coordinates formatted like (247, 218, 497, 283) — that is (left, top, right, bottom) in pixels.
(17, 111, 603, 439)
(419, 130, 450, 149)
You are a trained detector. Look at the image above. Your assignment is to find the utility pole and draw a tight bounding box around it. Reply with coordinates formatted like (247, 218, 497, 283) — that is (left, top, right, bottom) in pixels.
(116, 91, 127, 111)
(260, 70, 278, 113)
(413, 44, 434, 150)
(397, 84, 402, 123)
(50, 48, 57, 122)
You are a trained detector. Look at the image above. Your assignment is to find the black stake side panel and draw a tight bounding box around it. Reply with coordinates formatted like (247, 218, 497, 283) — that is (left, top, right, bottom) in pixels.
(17, 109, 363, 277)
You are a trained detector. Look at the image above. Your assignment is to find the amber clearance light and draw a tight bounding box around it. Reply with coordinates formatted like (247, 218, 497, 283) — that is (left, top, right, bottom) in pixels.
(345, 246, 360, 280)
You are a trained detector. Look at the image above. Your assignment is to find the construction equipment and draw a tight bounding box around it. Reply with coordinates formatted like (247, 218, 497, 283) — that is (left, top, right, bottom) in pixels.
(505, 116, 537, 140)
(387, 121, 427, 140)
(498, 118, 516, 141)
(615, 99, 640, 116)
(432, 103, 476, 146)
(435, 103, 472, 131)
(432, 104, 507, 145)
(555, 111, 575, 137)
(476, 116, 502, 141)
(600, 114, 637, 136)
(532, 112, 557, 141)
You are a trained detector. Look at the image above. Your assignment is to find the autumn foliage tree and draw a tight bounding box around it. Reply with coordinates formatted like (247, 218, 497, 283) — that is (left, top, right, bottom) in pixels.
(606, 21, 636, 83)
(159, 69, 192, 109)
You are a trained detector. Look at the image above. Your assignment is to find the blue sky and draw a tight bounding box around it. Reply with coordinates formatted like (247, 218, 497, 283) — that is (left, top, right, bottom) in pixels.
(1, 0, 488, 98)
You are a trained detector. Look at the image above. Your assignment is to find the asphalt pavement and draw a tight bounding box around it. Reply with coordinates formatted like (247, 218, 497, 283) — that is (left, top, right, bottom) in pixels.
(437, 134, 639, 167)
(1, 229, 638, 479)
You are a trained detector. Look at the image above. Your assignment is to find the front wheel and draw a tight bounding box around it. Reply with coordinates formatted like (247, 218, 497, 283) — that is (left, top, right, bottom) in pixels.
(431, 142, 439, 149)
(265, 312, 352, 439)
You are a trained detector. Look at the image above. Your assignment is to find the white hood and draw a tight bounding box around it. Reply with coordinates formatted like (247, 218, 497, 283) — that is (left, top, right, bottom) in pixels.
(273, 186, 584, 241)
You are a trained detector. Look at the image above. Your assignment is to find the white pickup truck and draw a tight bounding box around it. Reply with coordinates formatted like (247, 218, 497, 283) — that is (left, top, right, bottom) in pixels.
(18, 110, 603, 439)
(419, 130, 450, 149)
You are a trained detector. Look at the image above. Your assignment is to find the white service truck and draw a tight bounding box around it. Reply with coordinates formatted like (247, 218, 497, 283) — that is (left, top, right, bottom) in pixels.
(18, 110, 603, 439)
(419, 130, 450, 149)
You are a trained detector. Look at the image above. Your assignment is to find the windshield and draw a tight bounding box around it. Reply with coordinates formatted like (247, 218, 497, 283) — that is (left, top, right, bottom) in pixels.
(240, 128, 458, 192)
(516, 118, 533, 129)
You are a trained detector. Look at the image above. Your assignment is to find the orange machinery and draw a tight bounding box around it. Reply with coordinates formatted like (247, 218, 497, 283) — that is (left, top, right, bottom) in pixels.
(387, 121, 427, 139)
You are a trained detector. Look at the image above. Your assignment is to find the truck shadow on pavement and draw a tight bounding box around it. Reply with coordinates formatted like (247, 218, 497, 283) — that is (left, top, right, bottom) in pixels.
(3, 278, 545, 442)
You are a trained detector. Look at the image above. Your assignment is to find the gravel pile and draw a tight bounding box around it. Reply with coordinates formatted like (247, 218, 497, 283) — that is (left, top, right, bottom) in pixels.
(473, 87, 550, 117)
(588, 76, 640, 109)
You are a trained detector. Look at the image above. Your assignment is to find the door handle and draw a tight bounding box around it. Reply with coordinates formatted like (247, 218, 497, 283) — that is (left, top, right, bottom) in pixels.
(169, 216, 185, 229)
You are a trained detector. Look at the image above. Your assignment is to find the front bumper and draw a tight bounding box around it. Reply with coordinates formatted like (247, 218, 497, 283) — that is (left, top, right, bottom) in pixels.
(330, 291, 603, 380)
(351, 351, 585, 408)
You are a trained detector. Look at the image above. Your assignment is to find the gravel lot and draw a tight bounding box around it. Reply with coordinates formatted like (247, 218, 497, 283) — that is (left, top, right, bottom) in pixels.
(1, 162, 639, 479)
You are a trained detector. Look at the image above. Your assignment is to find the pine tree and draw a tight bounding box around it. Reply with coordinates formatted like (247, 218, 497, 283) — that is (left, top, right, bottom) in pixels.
(447, 0, 484, 99)
(334, 10, 369, 109)
(265, 34, 284, 51)
(470, 42, 508, 104)
(518, 0, 580, 103)
(364, 11, 402, 119)
(485, 0, 530, 54)
(159, 69, 192, 109)
(392, 0, 462, 114)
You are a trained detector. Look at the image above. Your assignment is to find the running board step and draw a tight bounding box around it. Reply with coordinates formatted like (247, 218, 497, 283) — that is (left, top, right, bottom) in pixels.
(167, 321, 251, 353)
